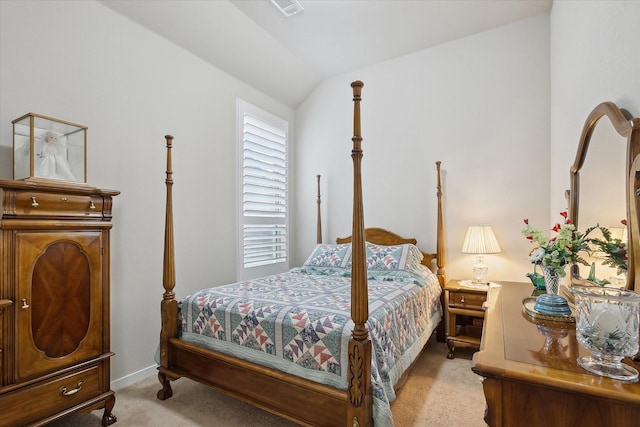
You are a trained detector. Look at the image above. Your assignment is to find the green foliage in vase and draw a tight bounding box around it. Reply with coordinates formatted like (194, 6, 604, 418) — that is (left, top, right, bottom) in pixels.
(522, 211, 592, 278)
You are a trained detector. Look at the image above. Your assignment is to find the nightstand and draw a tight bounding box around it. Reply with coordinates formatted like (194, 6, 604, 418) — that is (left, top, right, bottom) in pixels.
(444, 279, 488, 359)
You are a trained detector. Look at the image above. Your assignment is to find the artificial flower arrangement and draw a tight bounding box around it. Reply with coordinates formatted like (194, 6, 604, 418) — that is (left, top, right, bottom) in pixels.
(522, 211, 592, 278)
(586, 219, 628, 276)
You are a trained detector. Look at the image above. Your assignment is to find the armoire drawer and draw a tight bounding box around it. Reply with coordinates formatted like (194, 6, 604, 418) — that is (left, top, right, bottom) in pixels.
(13, 191, 103, 218)
(0, 364, 103, 426)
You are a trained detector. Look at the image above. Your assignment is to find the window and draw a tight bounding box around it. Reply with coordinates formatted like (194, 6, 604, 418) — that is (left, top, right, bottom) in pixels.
(237, 100, 288, 279)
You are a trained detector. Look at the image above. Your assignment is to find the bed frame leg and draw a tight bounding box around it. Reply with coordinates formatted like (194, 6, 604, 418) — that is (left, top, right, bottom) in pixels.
(157, 371, 173, 400)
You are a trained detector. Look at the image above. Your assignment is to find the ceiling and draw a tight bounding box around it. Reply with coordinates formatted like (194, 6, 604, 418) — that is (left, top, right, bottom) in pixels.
(100, 0, 553, 107)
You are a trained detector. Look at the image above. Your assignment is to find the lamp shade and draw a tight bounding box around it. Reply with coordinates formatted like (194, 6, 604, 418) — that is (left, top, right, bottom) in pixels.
(461, 225, 502, 254)
(610, 226, 628, 244)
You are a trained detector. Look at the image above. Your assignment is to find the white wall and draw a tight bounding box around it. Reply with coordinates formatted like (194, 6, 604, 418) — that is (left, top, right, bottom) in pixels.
(295, 15, 551, 284)
(550, 0, 640, 220)
(0, 0, 294, 388)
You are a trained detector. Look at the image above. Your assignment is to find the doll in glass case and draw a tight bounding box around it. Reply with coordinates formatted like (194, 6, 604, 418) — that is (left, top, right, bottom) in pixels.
(35, 130, 77, 181)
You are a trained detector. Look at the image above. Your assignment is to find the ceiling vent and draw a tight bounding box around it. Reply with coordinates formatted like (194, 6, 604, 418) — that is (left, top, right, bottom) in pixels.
(270, 0, 304, 18)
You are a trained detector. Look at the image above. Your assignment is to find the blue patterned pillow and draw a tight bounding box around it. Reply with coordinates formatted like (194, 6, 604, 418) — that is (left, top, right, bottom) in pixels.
(362, 243, 424, 271)
(303, 244, 352, 268)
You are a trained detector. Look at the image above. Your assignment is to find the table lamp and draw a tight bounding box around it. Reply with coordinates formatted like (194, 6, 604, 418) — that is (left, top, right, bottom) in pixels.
(461, 225, 501, 284)
(610, 226, 628, 244)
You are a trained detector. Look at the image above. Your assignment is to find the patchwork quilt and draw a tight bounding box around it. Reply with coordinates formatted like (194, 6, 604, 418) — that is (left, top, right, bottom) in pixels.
(179, 263, 441, 426)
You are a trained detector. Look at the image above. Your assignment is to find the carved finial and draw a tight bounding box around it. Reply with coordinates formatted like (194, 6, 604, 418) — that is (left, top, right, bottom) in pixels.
(351, 81, 363, 100)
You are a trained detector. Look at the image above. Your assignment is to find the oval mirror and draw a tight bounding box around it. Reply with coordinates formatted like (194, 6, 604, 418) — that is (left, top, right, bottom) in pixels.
(569, 102, 640, 291)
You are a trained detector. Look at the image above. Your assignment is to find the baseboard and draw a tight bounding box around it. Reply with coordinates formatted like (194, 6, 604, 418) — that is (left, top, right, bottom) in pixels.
(111, 364, 157, 391)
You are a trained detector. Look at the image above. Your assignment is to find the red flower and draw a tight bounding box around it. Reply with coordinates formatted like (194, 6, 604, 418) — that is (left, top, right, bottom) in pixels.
(549, 237, 557, 242)
(552, 223, 561, 232)
(524, 218, 529, 224)
(566, 219, 572, 224)
(621, 219, 628, 225)
(560, 211, 568, 218)
(527, 235, 533, 241)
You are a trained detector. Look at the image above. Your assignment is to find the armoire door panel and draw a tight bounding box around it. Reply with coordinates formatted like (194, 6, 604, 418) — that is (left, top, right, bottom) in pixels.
(32, 241, 91, 358)
(16, 231, 103, 380)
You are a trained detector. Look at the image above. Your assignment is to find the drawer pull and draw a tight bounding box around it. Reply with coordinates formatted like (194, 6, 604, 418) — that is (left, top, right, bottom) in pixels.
(460, 296, 465, 304)
(30, 196, 39, 207)
(60, 380, 83, 396)
(21, 298, 29, 310)
(60, 197, 68, 202)
(89, 201, 96, 210)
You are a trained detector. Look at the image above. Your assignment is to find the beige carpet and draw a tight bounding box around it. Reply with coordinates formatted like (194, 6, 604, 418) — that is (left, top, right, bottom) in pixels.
(48, 342, 487, 426)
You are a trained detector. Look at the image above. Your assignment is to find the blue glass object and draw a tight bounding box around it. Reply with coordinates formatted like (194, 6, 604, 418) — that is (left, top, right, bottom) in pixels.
(534, 294, 571, 316)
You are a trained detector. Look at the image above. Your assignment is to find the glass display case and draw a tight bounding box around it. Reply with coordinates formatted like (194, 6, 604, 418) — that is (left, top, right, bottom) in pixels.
(12, 113, 87, 183)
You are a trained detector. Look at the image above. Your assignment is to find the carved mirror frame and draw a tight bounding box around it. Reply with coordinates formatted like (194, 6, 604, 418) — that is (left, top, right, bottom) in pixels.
(568, 101, 640, 292)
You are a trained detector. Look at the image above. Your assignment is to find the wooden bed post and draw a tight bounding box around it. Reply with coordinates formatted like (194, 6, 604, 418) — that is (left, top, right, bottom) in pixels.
(347, 80, 372, 427)
(317, 174, 322, 244)
(158, 135, 179, 400)
(435, 161, 447, 342)
(435, 161, 446, 287)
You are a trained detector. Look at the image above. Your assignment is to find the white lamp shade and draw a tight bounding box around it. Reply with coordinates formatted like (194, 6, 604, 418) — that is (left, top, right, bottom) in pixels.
(609, 226, 628, 244)
(461, 225, 502, 254)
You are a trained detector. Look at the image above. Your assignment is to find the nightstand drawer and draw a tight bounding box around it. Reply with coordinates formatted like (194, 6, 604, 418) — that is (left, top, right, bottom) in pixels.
(449, 291, 487, 310)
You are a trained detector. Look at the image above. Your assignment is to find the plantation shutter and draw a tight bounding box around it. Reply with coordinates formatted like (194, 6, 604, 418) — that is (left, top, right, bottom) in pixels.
(242, 112, 287, 269)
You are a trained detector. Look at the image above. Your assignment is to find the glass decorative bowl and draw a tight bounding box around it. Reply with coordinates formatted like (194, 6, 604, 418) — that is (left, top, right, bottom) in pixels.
(571, 285, 640, 381)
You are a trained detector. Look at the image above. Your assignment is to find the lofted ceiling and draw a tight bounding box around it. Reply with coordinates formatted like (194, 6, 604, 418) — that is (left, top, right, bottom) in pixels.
(100, 0, 553, 107)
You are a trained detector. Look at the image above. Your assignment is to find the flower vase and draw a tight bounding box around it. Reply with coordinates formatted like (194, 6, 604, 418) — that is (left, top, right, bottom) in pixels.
(541, 265, 560, 295)
(534, 265, 571, 316)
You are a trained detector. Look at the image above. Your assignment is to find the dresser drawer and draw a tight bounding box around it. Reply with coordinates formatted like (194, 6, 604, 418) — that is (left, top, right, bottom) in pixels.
(0, 364, 103, 426)
(14, 191, 103, 219)
(449, 291, 487, 310)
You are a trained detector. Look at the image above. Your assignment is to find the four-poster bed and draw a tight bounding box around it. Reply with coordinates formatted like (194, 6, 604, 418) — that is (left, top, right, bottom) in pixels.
(157, 81, 446, 426)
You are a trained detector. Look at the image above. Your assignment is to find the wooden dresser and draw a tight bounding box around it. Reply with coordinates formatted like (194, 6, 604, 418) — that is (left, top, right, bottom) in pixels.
(0, 179, 119, 426)
(472, 282, 640, 427)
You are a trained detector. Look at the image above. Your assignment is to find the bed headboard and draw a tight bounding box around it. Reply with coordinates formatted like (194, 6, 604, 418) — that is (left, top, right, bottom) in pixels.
(335, 161, 446, 286)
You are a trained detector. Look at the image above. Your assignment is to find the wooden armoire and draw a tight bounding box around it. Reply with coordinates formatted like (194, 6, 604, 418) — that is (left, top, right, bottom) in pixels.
(0, 179, 119, 426)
